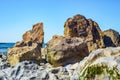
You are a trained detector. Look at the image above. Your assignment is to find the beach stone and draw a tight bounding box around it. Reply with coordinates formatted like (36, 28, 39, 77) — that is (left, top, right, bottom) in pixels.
(0, 53, 9, 70)
(0, 61, 10, 70)
(7, 43, 42, 66)
(64, 14, 104, 52)
(45, 35, 89, 67)
(71, 47, 120, 80)
(0, 61, 70, 80)
(103, 29, 120, 47)
(0, 61, 42, 80)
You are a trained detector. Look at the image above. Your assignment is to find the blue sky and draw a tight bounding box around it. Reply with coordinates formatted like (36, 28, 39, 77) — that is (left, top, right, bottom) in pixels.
(0, 0, 120, 43)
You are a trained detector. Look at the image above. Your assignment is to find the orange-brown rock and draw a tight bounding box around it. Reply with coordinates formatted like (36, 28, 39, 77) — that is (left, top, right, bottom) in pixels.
(7, 22, 44, 66)
(23, 23, 44, 45)
(64, 14, 104, 52)
(45, 35, 89, 67)
(103, 29, 120, 47)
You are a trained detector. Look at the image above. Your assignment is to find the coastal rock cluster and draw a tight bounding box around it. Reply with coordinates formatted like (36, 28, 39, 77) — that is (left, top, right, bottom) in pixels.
(0, 14, 120, 80)
(7, 23, 44, 66)
(1, 47, 120, 80)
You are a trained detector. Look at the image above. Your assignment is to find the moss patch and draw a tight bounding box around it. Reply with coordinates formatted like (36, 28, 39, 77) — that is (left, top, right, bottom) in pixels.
(86, 66, 103, 78)
(79, 66, 120, 80)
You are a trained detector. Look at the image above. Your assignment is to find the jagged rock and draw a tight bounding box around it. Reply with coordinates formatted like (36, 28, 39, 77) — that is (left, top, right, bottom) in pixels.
(14, 22, 44, 47)
(0, 53, 6, 60)
(71, 47, 120, 80)
(0, 54, 10, 70)
(64, 14, 104, 52)
(7, 22, 44, 66)
(14, 41, 33, 47)
(45, 35, 89, 67)
(0, 61, 70, 80)
(103, 29, 120, 47)
(23, 22, 44, 45)
(7, 43, 42, 66)
(0, 61, 48, 80)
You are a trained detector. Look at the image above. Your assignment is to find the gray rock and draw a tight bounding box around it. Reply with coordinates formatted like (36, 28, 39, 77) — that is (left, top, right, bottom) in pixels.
(0, 61, 70, 80)
(0, 54, 10, 70)
(71, 47, 120, 80)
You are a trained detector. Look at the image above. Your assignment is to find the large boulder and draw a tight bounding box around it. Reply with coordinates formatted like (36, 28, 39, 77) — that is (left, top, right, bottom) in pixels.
(64, 14, 104, 52)
(71, 47, 120, 80)
(103, 29, 120, 47)
(45, 35, 89, 67)
(7, 43, 42, 66)
(23, 22, 44, 46)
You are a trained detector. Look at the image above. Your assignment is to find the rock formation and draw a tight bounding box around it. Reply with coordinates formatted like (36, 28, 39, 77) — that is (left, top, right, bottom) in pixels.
(64, 14, 104, 52)
(45, 35, 89, 67)
(0, 54, 9, 70)
(71, 47, 120, 80)
(1, 47, 120, 80)
(7, 22, 44, 66)
(2, 14, 120, 80)
(103, 29, 120, 47)
(23, 23, 44, 44)
(7, 43, 42, 66)
(0, 61, 70, 80)
(15, 22, 44, 47)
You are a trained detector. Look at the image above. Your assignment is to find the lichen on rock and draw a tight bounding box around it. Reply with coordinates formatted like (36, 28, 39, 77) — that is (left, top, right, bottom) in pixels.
(45, 35, 89, 67)
(71, 47, 120, 80)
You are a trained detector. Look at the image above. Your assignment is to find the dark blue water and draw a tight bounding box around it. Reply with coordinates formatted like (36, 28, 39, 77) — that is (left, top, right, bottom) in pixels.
(0, 43, 15, 55)
(0, 43, 46, 55)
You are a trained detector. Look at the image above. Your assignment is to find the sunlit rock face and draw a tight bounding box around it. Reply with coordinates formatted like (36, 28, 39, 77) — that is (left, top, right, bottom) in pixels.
(7, 22, 44, 66)
(7, 43, 42, 66)
(23, 22, 44, 45)
(45, 35, 89, 67)
(71, 47, 120, 80)
(64, 14, 104, 52)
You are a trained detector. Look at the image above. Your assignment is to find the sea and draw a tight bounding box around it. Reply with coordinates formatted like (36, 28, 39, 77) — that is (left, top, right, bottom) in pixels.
(0, 43, 15, 55)
(0, 43, 47, 55)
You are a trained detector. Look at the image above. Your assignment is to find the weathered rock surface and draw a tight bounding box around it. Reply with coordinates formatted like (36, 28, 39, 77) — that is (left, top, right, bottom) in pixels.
(45, 35, 89, 67)
(7, 22, 44, 66)
(64, 14, 104, 52)
(0, 61, 70, 80)
(0, 54, 10, 70)
(1, 47, 120, 80)
(7, 43, 42, 66)
(15, 22, 44, 47)
(103, 29, 120, 47)
(71, 47, 120, 80)
(23, 22, 44, 45)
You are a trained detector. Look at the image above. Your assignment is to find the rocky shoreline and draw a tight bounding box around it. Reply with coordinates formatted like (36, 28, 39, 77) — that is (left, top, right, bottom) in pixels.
(0, 14, 120, 80)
